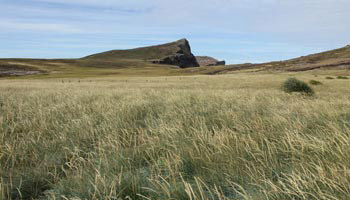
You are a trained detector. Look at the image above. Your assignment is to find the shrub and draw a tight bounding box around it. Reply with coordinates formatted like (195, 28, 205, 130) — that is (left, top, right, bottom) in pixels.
(282, 78, 314, 95)
(309, 80, 322, 85)
(337, 76, 349, 79)
(325, 76, 334, 79)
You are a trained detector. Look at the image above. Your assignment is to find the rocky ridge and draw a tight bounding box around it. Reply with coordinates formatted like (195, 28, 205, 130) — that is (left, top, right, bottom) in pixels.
(150, 39, 199, 68)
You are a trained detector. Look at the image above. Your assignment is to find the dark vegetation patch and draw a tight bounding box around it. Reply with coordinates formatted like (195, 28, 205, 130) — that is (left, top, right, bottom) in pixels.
(337, 76, 349, 79)
(309, 80, 323, 85)
(282, 78, 314, 95)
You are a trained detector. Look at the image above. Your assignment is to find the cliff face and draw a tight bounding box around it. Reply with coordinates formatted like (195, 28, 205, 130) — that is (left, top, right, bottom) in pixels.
(151, 39, 199, 68)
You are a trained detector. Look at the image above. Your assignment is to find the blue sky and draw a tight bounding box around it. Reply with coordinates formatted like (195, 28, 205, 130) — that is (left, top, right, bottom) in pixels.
(1, 0, 349, 64)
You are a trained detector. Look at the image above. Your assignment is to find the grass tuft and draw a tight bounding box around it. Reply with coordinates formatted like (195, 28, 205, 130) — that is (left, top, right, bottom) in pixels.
(337, 76, 349, 79)
(309, 80, 323, 85)
(282, 78, 314, 95)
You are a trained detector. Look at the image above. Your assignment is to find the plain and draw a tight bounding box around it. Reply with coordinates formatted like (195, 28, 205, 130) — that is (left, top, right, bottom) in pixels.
(1, 71, 350, 199)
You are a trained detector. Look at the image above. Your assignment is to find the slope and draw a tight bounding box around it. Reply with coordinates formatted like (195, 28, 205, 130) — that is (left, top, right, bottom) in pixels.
(202, 45, 350, 75)
(83, 38, 199, 68)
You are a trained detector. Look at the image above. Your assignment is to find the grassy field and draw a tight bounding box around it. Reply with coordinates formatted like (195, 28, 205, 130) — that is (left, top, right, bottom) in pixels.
(0, 58, 233, 79)
(0, 58, 189, 79)
(1, 72, 350, 200)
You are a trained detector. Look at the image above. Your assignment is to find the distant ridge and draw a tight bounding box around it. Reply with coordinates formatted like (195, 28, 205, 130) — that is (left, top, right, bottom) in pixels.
(200, 44, 350, 74)
(83, 39, 199, 68)
(263, 45, 350, 71)
(2, 41, 350, 78)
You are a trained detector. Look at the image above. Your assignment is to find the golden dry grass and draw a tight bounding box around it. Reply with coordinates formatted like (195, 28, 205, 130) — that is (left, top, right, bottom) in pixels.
(1, 72, 350, 199)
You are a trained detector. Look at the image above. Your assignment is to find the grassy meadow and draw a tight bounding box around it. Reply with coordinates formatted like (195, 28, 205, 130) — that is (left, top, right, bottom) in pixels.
(1, 72, 350, 199)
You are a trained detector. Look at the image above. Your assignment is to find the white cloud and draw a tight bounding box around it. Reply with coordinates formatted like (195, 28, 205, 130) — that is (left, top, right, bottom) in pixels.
(1, 0, 350, 61)
(4, 0, 350, 35)
(31, 0, 152, 10)
(0, 21, 83, 33)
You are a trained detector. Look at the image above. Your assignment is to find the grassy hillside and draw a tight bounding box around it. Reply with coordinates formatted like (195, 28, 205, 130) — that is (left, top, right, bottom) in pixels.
(0, 58, 185, 78)
(1, 44, 350, 78)
(234, 46, 350, 72)
(83, 39, 188, 61)
(200, 46, 350, 75)
(1, 73, 350, 199)
(0, 39, 201, 78)
(83, 38, 199, 68)
(261, 45, 350, 71)
(289, 45, 350, 63)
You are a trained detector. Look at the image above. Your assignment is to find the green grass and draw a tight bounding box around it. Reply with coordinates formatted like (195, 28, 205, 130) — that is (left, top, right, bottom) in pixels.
(1, 73, 350, 199)
(337, 76, 349, 79)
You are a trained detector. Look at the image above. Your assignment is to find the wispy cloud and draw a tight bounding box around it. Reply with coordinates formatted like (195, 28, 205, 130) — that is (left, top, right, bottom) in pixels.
(0, 21, 83, 33)
(0, 0, 349, 62)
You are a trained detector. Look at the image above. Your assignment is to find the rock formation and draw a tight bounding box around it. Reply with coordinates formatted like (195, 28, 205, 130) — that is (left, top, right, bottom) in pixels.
(151, 39, 199, 68)
(195, 56, 226, 66)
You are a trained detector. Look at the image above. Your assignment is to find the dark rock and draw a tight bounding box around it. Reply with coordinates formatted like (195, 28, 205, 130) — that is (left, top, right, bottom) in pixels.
(151, 39, 199, 68)
(152, 54, 198, 68)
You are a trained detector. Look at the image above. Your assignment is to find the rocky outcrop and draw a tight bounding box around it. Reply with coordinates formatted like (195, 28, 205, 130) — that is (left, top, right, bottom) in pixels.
(152, 54, 199, 68)
(151, 39, 199, 68)
(195, 56, 226, 66)
(84, 38, 200, 68)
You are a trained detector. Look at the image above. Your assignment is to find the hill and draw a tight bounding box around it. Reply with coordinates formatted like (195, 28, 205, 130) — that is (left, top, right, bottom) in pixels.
(84, 38, 199, 68)
(255, 45, 350, 71)
(201, 45, 350, 75)
(1, 41, 350, 78)
(0, 39, 200, 78)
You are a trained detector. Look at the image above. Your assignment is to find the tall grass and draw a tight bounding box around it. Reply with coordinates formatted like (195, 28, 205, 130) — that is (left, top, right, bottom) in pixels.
(1, 74, 350, 200)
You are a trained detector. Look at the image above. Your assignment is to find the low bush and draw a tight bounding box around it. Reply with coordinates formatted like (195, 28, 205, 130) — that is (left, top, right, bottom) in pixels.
(325, 76, 334, 79)
(309, 80, 322, 85)
(282, 78, 314, 95)
(337, 76, 349, 79)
